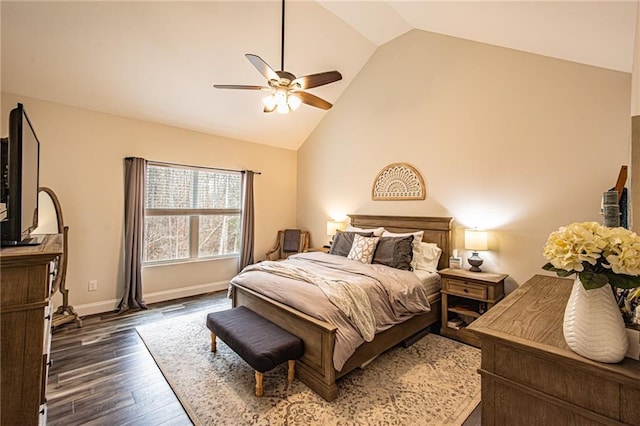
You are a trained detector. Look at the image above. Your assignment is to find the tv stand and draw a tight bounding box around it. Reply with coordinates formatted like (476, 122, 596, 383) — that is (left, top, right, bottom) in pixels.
(0, 234, 44, 247)
(1, 234, 63, 424)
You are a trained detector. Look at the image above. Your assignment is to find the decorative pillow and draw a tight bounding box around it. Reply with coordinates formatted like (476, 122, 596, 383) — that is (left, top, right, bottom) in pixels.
(381, 230, 424, 269)
(347, 234, 380, 264)
(372, 235, 414, 271)
(414, 242, 443, 272)
(346, 225, 386, 237)
(329, 230, 373, 257)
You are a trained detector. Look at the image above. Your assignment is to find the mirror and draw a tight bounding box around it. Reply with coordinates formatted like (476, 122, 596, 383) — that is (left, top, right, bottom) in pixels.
(35, 187, 81, 328)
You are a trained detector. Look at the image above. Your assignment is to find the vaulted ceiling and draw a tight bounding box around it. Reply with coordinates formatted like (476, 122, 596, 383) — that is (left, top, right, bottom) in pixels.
(2, 1, 638, 150)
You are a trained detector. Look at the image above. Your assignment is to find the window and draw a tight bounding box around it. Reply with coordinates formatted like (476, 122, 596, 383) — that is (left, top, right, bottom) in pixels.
(143, 163, 242, 264)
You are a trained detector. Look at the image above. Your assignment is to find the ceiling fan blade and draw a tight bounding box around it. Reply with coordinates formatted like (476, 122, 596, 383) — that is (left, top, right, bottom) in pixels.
(245, 54, 280, 81)
(213, 85, 269, 90)
(292, 71, 342, 90)
(263, 104, 277, 113)
(295, 91, 333, 110)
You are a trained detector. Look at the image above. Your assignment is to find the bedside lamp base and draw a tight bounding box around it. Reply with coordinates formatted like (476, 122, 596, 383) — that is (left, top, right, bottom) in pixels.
(468, 251, 484, 272)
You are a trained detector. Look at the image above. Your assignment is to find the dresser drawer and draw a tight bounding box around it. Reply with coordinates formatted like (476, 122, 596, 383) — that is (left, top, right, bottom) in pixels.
(446, 279, 487, 299)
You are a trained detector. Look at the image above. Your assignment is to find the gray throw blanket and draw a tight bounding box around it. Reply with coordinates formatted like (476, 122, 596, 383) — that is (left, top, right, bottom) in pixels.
(242, 260, 376, 341)
(282, 229, 301, 253)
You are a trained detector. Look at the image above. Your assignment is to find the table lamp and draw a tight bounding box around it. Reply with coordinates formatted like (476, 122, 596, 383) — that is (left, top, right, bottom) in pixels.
(465, 229, 488, 272)
(326, 220, 345, 246)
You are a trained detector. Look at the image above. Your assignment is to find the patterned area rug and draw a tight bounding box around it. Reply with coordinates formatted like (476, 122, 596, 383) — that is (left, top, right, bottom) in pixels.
(136, 303, 481, 426)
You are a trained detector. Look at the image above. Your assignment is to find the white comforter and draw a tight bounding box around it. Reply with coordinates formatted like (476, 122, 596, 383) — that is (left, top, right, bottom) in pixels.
(230, 252, 432, 370)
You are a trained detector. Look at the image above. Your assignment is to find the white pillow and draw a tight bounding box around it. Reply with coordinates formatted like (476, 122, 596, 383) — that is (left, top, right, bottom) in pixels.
(347, 234, 380, 264)
(346, 225, 386, 237)
(381, 230, 424, 269)
(414, 242, 443, 272)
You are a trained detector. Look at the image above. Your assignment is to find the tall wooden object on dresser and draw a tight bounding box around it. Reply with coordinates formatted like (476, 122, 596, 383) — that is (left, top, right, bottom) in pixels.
(468, 275, 640, 425)
(1, 234, 63, 425)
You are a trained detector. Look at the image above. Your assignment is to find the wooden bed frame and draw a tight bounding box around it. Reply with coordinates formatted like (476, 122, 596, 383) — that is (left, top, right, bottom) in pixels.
(231, 215, 453, 401)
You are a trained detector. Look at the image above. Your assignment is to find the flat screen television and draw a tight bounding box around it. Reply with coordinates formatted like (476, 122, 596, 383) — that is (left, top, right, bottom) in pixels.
(0, 103, 41, 246)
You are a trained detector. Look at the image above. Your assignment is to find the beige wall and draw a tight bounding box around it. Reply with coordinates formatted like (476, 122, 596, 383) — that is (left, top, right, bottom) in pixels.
(632, 2, 640, 117)
(631, 2, 640, 231)
(1, 93, 297, 314)
(297, 29, 631, 289)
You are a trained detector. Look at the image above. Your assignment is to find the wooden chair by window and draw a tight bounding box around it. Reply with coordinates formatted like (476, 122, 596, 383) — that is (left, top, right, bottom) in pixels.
(265, 229, 310, 261)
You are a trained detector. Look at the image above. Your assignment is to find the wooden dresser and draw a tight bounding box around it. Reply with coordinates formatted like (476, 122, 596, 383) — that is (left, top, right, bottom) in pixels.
(1, 235, 63, 425)
(468, 274, 640, 425)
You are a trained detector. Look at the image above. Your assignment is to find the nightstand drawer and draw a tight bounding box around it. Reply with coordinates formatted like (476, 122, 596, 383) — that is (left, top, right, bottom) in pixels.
(446, 279, 487, 299)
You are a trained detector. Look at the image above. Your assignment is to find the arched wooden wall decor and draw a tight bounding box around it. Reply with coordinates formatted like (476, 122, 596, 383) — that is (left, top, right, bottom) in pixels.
(371, 163, 426, 201)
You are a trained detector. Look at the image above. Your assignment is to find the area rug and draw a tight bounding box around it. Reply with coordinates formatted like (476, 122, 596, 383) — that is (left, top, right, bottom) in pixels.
(136, 306, 481, 426)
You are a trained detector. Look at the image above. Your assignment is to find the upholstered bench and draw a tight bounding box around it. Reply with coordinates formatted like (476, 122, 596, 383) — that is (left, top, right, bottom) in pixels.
(206, 306, 304, 396)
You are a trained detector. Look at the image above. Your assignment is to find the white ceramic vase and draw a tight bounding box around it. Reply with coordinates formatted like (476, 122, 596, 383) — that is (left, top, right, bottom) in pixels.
(563, 277, 629, 363)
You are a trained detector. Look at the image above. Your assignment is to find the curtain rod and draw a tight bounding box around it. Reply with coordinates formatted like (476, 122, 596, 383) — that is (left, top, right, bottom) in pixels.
(125, 157, 261, 175)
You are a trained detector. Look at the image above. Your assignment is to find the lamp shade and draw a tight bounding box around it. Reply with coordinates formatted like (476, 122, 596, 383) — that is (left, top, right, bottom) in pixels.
(326, 220, 345, 236)
(465, 229, 488, 251)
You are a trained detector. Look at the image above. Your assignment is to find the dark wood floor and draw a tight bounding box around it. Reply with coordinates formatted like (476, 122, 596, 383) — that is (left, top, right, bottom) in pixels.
(46, 292, 225, 425)
(47, 291, 480, 425)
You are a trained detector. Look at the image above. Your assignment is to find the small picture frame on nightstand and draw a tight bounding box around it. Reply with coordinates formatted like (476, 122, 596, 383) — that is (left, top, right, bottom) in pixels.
(449, 256, 462, 269)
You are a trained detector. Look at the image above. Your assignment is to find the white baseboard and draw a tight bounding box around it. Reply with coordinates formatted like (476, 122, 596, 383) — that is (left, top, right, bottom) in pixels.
(74, 299, 120, 318)
(74, 281, 229, 317)
(143, 281, 229, 304)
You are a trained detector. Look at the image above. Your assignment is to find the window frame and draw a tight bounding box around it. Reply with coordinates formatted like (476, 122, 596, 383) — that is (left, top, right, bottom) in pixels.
(143, 162, 243, 265)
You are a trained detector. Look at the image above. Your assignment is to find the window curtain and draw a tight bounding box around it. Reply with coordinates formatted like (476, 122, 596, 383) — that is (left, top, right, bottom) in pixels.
(119, 157, 148, 313)
(239, 170, 255, 271)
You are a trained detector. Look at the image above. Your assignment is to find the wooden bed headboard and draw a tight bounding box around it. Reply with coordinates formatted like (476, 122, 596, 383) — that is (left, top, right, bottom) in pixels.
(348, 214, 453, 270)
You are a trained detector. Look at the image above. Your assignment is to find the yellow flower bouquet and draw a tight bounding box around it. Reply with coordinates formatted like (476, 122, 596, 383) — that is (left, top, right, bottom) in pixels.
(542, 221, 640, 291)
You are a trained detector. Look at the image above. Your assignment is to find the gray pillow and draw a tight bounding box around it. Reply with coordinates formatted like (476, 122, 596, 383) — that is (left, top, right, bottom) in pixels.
(372, 235, 414, 271)
(329, 230, 373, 257)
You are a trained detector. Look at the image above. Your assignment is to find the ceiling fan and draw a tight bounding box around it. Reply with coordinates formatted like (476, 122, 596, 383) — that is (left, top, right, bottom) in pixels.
(214, 0, 342, 114)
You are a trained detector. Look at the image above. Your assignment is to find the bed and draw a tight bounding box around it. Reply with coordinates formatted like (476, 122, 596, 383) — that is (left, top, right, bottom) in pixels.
(229, 215, 453, 401)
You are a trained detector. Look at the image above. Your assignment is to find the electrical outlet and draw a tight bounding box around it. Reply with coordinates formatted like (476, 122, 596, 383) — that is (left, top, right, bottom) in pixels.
(88, 280, 98, 291)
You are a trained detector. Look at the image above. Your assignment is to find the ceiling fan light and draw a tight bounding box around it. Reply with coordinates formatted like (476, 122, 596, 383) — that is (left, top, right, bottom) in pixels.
(276, 101, 289, 114)
(275, 90, 287, 102)
(275, 90, 289, 114)
(287, 94, 302, 111)
(262, 94, 276, 110)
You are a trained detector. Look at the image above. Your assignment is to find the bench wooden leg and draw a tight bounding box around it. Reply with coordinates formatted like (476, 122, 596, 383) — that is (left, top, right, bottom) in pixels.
(287, 360, 295, 383)
(210, 332, 217, 352)
(255, 371, 264, 397)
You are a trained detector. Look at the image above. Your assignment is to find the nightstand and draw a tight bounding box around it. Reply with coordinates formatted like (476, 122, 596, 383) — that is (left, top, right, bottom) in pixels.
(305, 247, 329, 253)
(439, 268, 508, 347)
